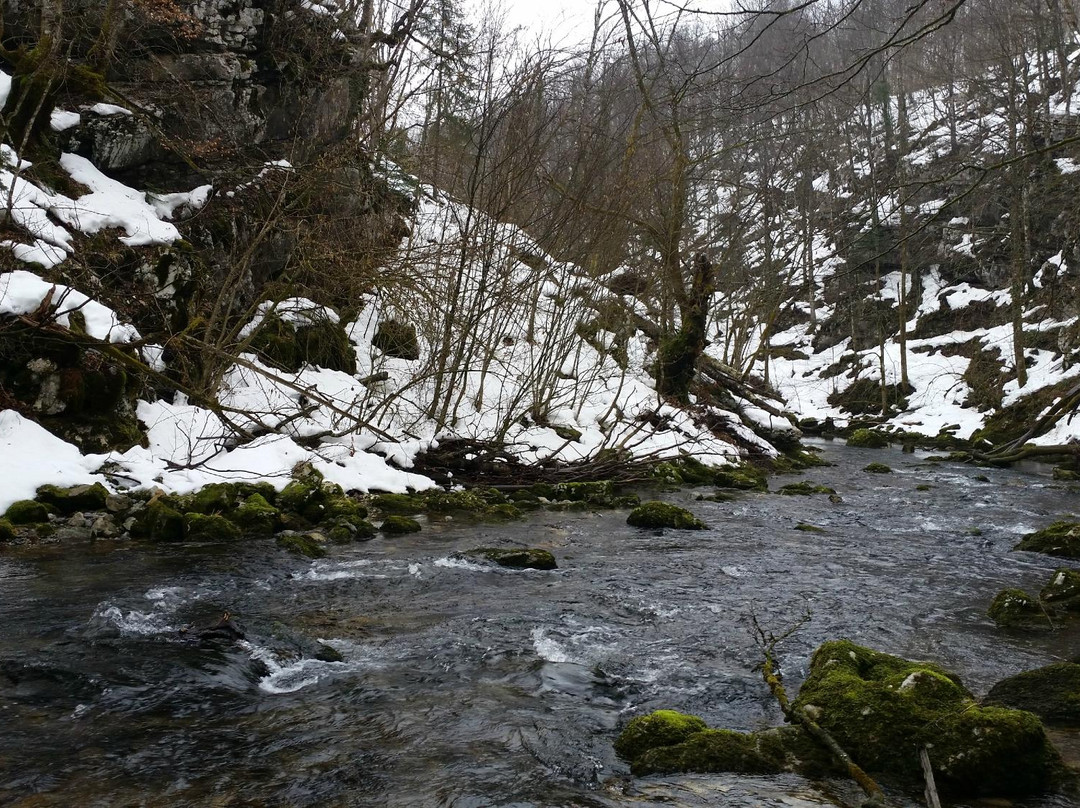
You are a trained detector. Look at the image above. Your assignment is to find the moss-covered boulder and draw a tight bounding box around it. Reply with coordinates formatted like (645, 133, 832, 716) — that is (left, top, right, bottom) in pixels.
(35, 483, 109, 514)
(792, 640, 1061, 796)
(863, 462, 892, 474)
(184, 512, 243, 542)
(230, 494, 280, 536)
(1041, 568, 1080, 606)
(249, 311, 356, 373)
(456, 547, 556, 570)
(632, 728, 787, 777)
(0, 519, 15, 542)
(985, 663, 1080, 727)
(276, 531, 327, 559)
(368, 492, 425, 514)
(4, 499, 50, 524)
(627, 501, 706, 529)
(187, 483, 240, 515)
(614, 710, 709, 762)
(381, 515, 421, 534)
(372, 320, 420, 360)
(131, 500, 185, 542)
(988, 588, 1044, 626)
(1016, 521, 1080, 558)
(713, 465, 768, 492)
(778, 481, 836, 496)
(846, 428, 889, 448)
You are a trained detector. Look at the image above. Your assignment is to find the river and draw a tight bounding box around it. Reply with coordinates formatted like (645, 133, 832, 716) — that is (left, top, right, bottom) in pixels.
(1, 441, 1078, 807)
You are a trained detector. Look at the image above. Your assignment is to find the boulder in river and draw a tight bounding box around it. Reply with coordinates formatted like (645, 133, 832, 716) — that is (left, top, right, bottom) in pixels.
(626, 501, 706, 529)
(846, 428, 890, 448)
(35, 483, 109, 514)
(778, 481, 836, 496)
(985, 663, 1080, 726)
(987, 588, 1046, 627)
(1015, 521, 1080, 558)
(380, 515, 421, 534)
(456, 547, 556, 570)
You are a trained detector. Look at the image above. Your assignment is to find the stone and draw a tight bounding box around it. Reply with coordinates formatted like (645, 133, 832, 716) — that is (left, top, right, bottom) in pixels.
(986, 663, 1080, 727)
(4, 499, 49, 524)
(862, 462, 892, 474)
(90, 514, 120, 539)
(185, 512, 243, 542)
(988, 588, 1044, 626)
(380, 515, 421, 534)
(631, 728, 787, 777)
(230, 494, 279, 536)
(0, 519, 14, 542)
(276, 531, 327, 559)
(131, 499, 185, 542)
(372, 320, 420, 360)
(846, 428, 890, 448)
(35, 482, 109, 514)
(627, 501, 706, 529)
(614, 710, 709, 763)
(778, 481, 836, 496)
(1015, 521, 1080, 558)
(455, 547, 557, 570)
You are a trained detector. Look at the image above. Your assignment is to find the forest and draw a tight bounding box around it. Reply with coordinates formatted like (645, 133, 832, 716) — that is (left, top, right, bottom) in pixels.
(4, 1, 1080, 806)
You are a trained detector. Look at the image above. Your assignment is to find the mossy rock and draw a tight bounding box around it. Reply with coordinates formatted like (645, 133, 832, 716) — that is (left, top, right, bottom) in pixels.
(131, 500, 185, 542)
(1015, 521, 1080, 558)
(631, 728, 787, 777)
(184, 512, 242, 542)
(230, 494, 280, 536)
(1041, 568, 1080, 606)
(235, 482, 278, 505)
(4, 499, 50, 524)
(985, 663, 1080, 726)
(187, 483, 240, 515)
(846, 428, 890, 448)
(35, 483, 109, 514)
(249, 312, 356, 373)
(1053, 467, 1080, 482)
(456, 547, 556, 570)
(988, 588, 1045, 626)
(0, 519, 15, 542)
(422, 488, 493, 514)
(627, 501, 706, 530)
(614, 710, 709, 762)
(368, 493, 425, 514)
(277, 479, 335, 524)
(372, 319, 420, 360)
(713, 465, 768, 492)
(551, 480, 617, 507)
(778, 481, 835, 496)
(276, 531, 327, 559)
(381, 515, 421, 534)
(916, 484, 933, 491)
(863, 462, 892, 474)
(793, 639, 1062, 796)
(795, 523, 826, 533)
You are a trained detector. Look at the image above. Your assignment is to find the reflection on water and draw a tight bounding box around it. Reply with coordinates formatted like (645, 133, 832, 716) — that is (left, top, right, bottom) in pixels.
(2, 442, 1079, 807)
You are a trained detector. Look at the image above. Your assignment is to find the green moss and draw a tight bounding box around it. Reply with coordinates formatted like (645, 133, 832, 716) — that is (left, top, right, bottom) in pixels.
(35, 483, 109, 514)
(231, 494, 280, 536)
(249, 312, 356, 373)
(276, 532, 327, 559)
(632, 728, 787, 776)
(235, 482, 278, 505)
(988, 588, 1044, 626)
(792, 640, 1061, 796)
(863, 462, 892, 474)
(4, 500, 50, 524)
(368, 493, 425, 514)
(456, 547, 557, 570)
(713, 465, 768, 492)
(187, 483, 239, 515)
(778, 481, 835, 496)
(1053, 467, 1080, 481)
(627, 501, 706, 529)
(1015, 521, 1080, 558)
(986, 663, 1080, 726)
(381, 515, 421, 534)
(0, 519, 14, 542)
(916, 484, 933, 491)
(795, 523, 826, 533)
(184, 513, 242, 542)
(614, 710, 709, 762)
(551, 480, 616, 506)
(131, 500, 185, 542)
(846, 428, 890, 448)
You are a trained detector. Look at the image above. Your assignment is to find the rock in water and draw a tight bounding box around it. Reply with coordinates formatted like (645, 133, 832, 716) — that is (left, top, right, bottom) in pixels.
(626, 501, 706, 529)
(455, 547, 556, 570)
(985, 663, 1080, 726)
(1015, 521, 1080, 558)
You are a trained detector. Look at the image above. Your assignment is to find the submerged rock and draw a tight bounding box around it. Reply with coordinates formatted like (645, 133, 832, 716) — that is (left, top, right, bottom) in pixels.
(862, 462, 892, 474)
(986, 663, 1080, 727)
(1016, 521, 1080, 558)
(456, 547, 556, 570)
(626, 501, 706, 529)
(777, 481, 835, 496)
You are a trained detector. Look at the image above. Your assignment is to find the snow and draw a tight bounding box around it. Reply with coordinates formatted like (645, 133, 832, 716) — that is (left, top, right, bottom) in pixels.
(0, 70, 10, 109)
(50, 109, 82, 132)
(0, 411, 106, 513)
(0, 269, 141, 343)
(89, 103, 133, 117)
(239, 298, 341, 339)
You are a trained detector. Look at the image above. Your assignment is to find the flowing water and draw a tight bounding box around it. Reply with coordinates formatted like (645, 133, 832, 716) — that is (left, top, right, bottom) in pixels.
(2, 442, 1079, 807)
